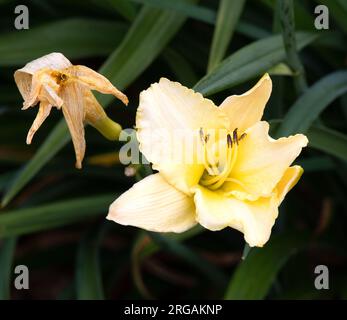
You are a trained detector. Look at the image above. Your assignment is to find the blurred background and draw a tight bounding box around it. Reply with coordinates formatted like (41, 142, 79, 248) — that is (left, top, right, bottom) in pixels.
(0, 0, 346, 300)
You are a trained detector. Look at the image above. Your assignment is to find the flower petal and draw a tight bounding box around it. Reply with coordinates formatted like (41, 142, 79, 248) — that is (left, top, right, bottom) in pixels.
(107, 173, 196, 233)
(275, 165, 303, 204)
(136, 78, 229, 194)
(60, 82, 87, 169)
(26, 101, 52, 144)
(219, 73, 272, 132)
(41, 84, 63, 108)
(194, 186, 278, 247)
(66, 65, 128, 105)
(227, 121, 308, 199)
(14, 52, 71, 102)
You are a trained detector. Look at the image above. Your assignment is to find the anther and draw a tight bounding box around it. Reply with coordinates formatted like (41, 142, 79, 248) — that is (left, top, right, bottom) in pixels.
(239, 133, 247, 141)
(199, 127, 205, 144)
(227, 134, 233, 148)
(200, 127, 210, 144)
(204, 134, 210, 143)
(60, 73, 67, 81)
(233, 128, 239, 145)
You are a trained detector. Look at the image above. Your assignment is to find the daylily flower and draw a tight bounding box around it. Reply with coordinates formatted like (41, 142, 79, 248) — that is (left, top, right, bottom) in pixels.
(107, 75, 308, 247)
(15, 52, 128, 168)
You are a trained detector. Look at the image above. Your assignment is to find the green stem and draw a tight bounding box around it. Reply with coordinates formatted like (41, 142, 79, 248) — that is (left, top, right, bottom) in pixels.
(91, 116, 122, 141)
(279, 0, 307, 95)
(241, 243, 251, 260)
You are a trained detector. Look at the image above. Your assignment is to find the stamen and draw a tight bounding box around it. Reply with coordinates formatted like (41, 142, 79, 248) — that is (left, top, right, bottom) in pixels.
(227, 134, 233, 148)
(51, 71, 68, 85)
(233, 128, 239, 145)
(200, 128, 246, 191)
(239, 133, 247, 141)
(60, 73, 67, 81)
(199, 127, 205, 144)
(205, 134, 210, 143)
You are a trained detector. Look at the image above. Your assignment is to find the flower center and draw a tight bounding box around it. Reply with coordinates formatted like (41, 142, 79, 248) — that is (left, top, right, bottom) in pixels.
(51, 71, 69, 86)
(199, 128, 246, 191)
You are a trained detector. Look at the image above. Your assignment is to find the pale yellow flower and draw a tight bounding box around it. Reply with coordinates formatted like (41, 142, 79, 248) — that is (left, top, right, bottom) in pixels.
(15, 52, 128, 168)
(107, 75, 308, 247)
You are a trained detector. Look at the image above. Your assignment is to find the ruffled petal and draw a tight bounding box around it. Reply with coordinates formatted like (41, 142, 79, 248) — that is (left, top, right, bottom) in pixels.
(136, 78, 230, 194)
(227, 121, 308, 199)
(194, 186, 278, 247)
(107, 173, 196, 233)
(219, 74, 272, 132)
(275, 165, 303, 204)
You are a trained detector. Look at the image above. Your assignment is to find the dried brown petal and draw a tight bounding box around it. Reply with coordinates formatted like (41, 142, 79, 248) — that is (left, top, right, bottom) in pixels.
(14, 53, 71, 102)
(60, 81, 87, 169)
(26, 101, 53, 145)
(66, 65, 129, 105)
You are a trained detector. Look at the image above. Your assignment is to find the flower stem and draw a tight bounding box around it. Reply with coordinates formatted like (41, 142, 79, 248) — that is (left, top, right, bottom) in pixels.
(91, 116, 122, 141)
(279, 0, 308, 95)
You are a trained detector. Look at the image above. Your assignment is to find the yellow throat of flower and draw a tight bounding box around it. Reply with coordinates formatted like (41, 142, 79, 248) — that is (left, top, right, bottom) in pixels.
(199, 128, 246, 191)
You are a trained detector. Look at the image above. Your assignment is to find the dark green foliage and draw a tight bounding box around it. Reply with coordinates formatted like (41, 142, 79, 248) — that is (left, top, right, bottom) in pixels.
(0, 0, 346, 300)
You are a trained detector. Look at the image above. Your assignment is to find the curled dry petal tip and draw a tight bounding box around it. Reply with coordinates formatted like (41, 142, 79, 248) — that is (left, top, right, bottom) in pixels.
(109, 75, 308, 247)
(15, 53, 128, 168)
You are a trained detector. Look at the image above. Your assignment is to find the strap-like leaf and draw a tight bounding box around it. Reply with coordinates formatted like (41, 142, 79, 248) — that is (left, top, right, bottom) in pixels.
(0, 194, 115, 238)
(207, 0, 246, 72)
(0, 237, 17, 300)
(194, 32, 318, 95)
(225, 233, 307, 300)
(0, 19, 127, 66)
(276, 71, 347, 136)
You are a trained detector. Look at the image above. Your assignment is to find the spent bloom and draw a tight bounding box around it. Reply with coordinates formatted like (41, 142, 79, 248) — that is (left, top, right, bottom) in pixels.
(15, 52, 128, 168)
(107, 75, 308, 247)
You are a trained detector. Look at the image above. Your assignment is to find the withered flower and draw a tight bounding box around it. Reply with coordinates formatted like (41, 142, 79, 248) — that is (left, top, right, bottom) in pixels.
(14, 52, 128, 168)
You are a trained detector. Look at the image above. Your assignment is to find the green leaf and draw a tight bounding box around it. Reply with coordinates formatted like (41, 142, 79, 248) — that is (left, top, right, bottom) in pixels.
(163, 48, 199, 87)
(0, 19, 127, 66)
(149, 232, 227, 286)
(267, 62, 294, 76)
(76, 226, 105, 300)
(102, 0, 137, 21)
(276, 71, 347, 137)
(307, 126, 347, 163)
(130, 0, 268, 40)
(2, 121, 70, 207)
(131, 226, 204, 297)
(207, 0, 246, 72)
(130, 0, 215, 24)
(194, 32, 318, 96)
(0, 194, 115, 238)
(139, 225, 205, 259)
(97, 3, 193, 104)
(0, 237, 16, 300)
(2, 4, 191, 206)
(225, 233, 307, 300)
